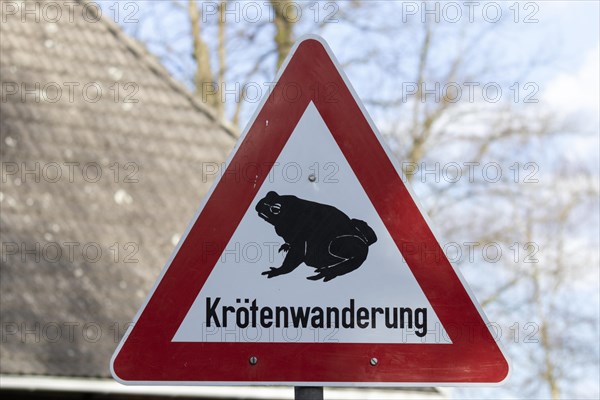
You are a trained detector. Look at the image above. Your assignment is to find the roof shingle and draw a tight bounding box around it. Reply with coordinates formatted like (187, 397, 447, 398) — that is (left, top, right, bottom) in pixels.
(1, 0, 235, 378)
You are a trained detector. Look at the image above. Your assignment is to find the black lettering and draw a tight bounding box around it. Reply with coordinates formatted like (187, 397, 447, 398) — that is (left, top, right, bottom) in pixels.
(399, 307, 413, 329)
(276, 306, 289, 327)
(310, 307, 324, 328)
(206, 297, 221, 327)
(206, 298, 429, 336)
(237, 305, 249, 328)
(250, 299, 258, 327)
(415, 308, 428, 337)
(371, 307, 384, 328)
(326, 307, 339, 328)
(260, 307, 273, 328)
(385, 307, 398, 329)
(342, 299, 355, 328)
(357, 307, 369, 328)
(222, 305, 235, 328)
(290, 306, 311, 328)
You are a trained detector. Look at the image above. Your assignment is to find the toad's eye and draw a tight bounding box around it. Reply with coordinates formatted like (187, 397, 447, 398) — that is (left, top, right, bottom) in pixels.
(270, 203, 281, 215)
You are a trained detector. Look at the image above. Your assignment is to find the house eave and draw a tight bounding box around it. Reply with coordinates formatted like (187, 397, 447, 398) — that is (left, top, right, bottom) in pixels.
(0, 375, 446, 399)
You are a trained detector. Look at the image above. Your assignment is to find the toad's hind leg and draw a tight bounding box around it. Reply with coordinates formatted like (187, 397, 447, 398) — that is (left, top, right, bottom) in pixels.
(307, 235, 368, 282)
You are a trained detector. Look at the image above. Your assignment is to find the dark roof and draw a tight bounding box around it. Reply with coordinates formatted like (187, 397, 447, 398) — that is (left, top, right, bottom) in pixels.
(0, 0, 235, 378)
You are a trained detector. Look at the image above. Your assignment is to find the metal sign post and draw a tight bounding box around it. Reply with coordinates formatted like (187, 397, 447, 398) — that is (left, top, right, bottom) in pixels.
(295, 386, 323, 400)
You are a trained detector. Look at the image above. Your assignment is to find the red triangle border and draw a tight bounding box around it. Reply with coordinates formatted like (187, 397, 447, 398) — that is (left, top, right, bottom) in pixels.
(111, 36, 510, 385)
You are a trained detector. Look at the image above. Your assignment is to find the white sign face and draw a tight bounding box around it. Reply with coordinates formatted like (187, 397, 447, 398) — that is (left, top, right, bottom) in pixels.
(173, 102, 449, 344)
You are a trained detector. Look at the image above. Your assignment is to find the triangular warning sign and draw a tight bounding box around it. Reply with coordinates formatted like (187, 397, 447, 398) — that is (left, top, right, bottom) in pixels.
(111, 35, 510, 385)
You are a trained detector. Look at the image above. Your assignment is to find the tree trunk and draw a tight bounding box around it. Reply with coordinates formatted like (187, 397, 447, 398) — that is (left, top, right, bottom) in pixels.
(188, 0, 215, 107)
(271, 0, 295, 69)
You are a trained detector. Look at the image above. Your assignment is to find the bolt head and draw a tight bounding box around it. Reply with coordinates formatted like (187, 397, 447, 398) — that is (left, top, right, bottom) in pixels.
(370, 357, 378, 366)
(249, 356, 258, 365)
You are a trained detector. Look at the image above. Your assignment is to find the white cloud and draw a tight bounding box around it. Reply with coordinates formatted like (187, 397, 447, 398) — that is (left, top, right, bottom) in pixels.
(543, 44, 600, 118)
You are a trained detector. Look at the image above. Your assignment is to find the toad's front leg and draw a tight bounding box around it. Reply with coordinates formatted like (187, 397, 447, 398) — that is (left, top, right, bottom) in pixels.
(262, 241, 305, 278)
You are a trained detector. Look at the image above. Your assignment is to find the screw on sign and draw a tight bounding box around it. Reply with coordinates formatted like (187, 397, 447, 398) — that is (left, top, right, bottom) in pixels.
(110, 35, 510, 394)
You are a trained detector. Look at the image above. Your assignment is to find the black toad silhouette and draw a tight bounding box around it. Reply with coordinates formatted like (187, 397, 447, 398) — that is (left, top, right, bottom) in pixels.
(255, 191, 377, 282)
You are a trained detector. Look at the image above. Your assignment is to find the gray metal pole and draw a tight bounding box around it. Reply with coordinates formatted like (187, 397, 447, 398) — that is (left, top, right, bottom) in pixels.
(294, 386, 324, 400)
